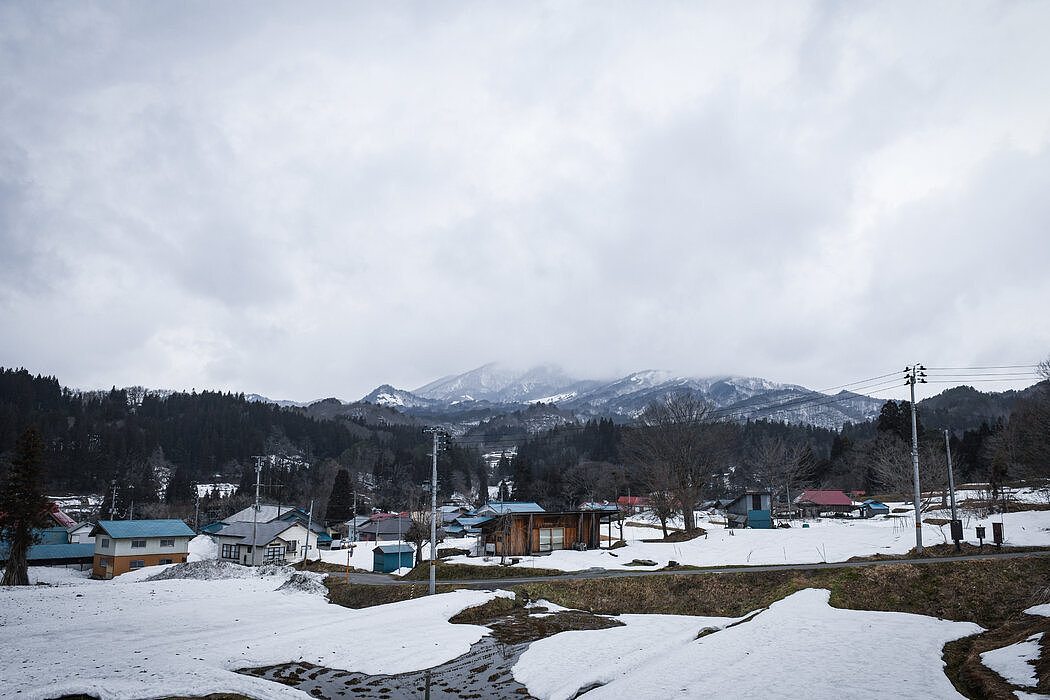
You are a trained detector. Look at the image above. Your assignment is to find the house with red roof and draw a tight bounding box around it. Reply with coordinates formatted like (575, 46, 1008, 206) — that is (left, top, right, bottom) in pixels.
(794, 490, 857, 518)
(616, 496, 649, 514)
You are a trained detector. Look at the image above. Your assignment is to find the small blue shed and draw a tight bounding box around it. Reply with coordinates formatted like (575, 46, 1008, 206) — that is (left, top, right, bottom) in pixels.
(860, 499, 890, 518)
(373, 543, 415, 573)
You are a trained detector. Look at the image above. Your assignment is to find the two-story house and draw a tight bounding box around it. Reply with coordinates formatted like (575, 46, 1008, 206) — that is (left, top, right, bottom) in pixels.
(91, 520, 195, 579)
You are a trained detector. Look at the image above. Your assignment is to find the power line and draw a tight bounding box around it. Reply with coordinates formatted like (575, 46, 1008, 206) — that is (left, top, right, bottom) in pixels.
(926, 364, 1039, 370)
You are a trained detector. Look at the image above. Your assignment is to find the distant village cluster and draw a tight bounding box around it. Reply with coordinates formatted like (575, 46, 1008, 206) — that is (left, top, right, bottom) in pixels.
(4, 483, 925, 578)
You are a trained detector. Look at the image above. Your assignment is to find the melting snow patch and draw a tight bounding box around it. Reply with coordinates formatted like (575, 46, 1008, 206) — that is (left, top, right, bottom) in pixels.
(513, 588, 982, 700)
(981, 633, 1044, 688)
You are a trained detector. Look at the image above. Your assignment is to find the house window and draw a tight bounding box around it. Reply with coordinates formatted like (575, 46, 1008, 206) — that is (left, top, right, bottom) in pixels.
(285, 540, 298, 553)
(131, 539, 147, 549)
(129, 560, 145, 569)
(159, 539, 175, 547)
(100, 539, 110, 549)
(265, 546, 285, 562)
(752, 495, 763, 510)
(221, 544, 238, 559)
(159, 559, 173, 565)
(538, 528, 565, 552)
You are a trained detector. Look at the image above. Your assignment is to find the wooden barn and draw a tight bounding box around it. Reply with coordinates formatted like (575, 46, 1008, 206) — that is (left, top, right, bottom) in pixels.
(794, 490, 857, 518)
(477, 510, 612, 557)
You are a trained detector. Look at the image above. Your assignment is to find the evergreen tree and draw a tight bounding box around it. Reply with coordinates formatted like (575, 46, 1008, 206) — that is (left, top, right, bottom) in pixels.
(325, 468, 353, 524)
(1, 428, 50, 585)
(165, 466, 195, 503)
(510, 452, 533, 501)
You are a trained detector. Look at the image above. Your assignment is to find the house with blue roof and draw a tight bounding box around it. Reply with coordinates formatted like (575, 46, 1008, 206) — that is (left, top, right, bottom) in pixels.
(475, 501, 546, 516)
(860, 499, 890, 518)
(91, 520, 195, 579)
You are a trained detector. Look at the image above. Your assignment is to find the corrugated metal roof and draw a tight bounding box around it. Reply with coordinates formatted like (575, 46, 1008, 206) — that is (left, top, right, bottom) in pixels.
(27, 543, 95, 561)
(373, 544, 414, 553)
(795, 490, 854, 507)
(0, 542, 94, 561)
(454, 516, 494, 527)
(213, 521, 299, 546)
(477, 501, 545, 515)
(94, 519, 195, 539)
(225, 505, 307, 524)
(357, 516, 413, 535)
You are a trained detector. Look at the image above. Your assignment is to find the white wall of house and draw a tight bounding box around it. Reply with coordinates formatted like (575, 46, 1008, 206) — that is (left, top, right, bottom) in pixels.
(94, 536, 191, 557)
(215, 523, 312, 566)
(69, 526, 95, 544)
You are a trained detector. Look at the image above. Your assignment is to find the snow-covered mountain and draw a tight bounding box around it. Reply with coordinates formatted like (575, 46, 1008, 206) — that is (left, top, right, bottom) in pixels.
(359, 364, 886, 430)
(413, 362, 597, 403)
(360, 384, 440, 410)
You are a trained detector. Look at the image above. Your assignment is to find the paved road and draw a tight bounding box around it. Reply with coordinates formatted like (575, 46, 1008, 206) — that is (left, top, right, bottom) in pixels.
(332, 549, 1050, 587)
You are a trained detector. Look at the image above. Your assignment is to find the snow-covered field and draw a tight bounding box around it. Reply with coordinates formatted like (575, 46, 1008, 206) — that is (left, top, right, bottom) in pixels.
(445, 506, 1050, 572)
(0, 564, 510, 699)
(514, 588, 982, 699)
(3, 567, 1001, 700)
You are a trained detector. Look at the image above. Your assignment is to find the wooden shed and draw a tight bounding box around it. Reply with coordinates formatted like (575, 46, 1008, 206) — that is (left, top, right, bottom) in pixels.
(859, 499, 890, 518)
(372, 544, 415, 573)
(725, 492, 773, 529)
(478, 511, 610, 557)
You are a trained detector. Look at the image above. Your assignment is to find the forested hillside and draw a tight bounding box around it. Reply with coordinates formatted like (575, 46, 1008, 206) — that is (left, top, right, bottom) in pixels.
(0, 368, 484, 521)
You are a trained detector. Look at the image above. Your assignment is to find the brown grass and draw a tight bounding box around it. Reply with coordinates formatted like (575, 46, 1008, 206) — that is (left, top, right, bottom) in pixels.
(398, 561, 563, 581)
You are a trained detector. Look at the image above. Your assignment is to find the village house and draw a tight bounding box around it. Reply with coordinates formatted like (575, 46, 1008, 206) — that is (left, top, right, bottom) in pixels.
(794, 490, 857, 518)
(475, 501, 546, 517)
(91, 520, 195, 579)
(0, 502, 96, 570)
(616, 495, 650, 514)
(477, 510, 611, 557)
(67, 522, 95, 544)
(859, 499, 891, 518)
(356, 516, 413, 542)
(724, 491, 773, 529)
(209, 503, 332, 548)
(212, 520, 311, 566)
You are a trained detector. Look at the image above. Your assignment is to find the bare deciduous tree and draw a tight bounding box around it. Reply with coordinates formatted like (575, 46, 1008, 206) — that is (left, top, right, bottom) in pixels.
(623, 392, 727, 531)
(867, 433, 945, 505)
(747, 436, 811, 505)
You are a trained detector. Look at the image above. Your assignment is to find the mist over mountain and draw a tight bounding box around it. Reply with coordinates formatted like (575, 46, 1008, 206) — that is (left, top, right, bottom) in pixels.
(359, 363, 887, 430)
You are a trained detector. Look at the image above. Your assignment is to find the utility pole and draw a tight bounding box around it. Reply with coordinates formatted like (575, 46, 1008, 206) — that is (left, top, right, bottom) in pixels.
(945, 429, 960, 552)
(904, 364, 927, 554)
(109, 482, 117, 519)
(305, 498, 314, 564)
(250, 455, 264, 566)
(423, 427, 446, 595)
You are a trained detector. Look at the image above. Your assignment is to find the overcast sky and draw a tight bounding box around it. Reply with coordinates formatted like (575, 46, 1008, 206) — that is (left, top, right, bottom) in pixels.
(1, 1, 1048, 402)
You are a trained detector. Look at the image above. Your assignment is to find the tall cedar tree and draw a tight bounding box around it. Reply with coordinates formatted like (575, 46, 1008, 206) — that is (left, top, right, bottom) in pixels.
(325, 468, 353, 524)
(1, 427, 50, 585)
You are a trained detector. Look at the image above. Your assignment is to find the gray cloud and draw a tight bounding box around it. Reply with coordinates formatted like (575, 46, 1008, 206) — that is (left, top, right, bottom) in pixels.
(1, 1, 1048, 401)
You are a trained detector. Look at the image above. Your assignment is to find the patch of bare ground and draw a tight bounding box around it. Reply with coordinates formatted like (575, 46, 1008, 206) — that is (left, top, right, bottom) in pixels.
(323, 579, 440, 608)
(448, 595, 623, 645)
(399, 561, 563, 581)
(293, 559, 370, 575)
(959, 499, 1050, 513)
(642, 527, 707, 543)
(943, 614, 1050, 699)
(846, 543, 1050, 562)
